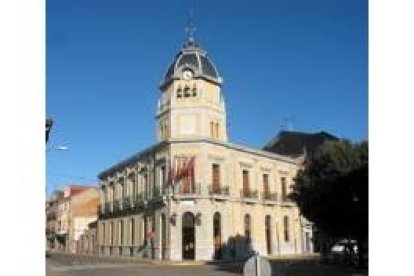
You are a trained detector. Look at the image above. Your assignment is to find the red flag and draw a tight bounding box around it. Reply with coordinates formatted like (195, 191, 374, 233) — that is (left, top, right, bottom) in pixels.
(173, 156, 196, 182)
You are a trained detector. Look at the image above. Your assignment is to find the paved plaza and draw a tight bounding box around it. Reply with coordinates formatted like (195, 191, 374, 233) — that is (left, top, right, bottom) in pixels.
(46, 254, 368, 276)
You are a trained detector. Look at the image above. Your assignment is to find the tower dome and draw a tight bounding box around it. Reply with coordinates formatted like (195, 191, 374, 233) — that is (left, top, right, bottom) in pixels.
(160, 39, 222, 89)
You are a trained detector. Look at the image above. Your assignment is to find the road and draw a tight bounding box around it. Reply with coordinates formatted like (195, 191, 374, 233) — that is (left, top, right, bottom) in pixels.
(46, 257, 239, 276)
(46, 255, 368, 276)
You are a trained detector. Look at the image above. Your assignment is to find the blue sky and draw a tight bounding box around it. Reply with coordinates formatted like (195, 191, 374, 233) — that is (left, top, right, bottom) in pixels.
(46, 0, 367, 193)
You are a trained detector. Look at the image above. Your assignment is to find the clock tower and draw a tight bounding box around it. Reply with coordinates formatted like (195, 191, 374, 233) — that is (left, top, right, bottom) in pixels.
(156, 34, 228, 142)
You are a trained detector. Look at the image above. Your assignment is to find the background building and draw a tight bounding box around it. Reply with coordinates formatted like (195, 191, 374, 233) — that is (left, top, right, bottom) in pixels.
(263, 130, 339, 160)
(96, 35, 312, 261)
(46, 190, 63, 250)
(77, 221, 98, 254)
(53, 185, 99, 253)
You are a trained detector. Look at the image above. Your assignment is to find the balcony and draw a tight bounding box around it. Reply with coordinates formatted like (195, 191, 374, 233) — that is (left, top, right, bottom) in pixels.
(123, 196, 134, 210)
(113, 199, 122, 212)
(261, 192, 278, 205)
(98, 204, 103, 215)
(104, 202, 112, 213)
(280, 194, 295, 206)
(151, 187, 165, 201)
(173, 182, 201, 200)
(208, 185, 230, 200)
(240, 189, 259, 203)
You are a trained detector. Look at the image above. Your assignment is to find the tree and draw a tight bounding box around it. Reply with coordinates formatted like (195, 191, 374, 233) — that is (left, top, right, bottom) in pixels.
(291, 140, 368, 267)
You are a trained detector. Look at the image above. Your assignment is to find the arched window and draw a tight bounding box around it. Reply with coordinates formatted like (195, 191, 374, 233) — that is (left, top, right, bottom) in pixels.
(102, 222, 106, 245)
(119, 220, 124, 245)
(130, 218, 134, 245)
(110, 221, 114, 245)
(265, 215, 272, 255)
(143, 216, 148, 245)
(283, 216, 290, 242)
(244, 214, 251, 244)
(213, 212, 222, 259)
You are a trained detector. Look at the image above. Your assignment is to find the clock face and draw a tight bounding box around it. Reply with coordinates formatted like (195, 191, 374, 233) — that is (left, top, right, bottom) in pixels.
(182, 69, 193, 80)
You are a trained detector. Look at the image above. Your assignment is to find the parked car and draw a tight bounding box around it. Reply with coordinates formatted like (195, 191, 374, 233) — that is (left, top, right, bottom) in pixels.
(327, 239, 358, 266)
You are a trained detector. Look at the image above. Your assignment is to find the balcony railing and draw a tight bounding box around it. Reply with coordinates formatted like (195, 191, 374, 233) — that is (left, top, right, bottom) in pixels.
(208, 185, 230, 196)
(98, 204, 103, 214)
(281, 194, 294, 204)
(240, 189, 259, 199)
(123, 196, 134, 209)
(173, 182, 201, 197)
(262, 192, 278, 201)
(113, 199, 122, 212)
(151, 187, 165, 199)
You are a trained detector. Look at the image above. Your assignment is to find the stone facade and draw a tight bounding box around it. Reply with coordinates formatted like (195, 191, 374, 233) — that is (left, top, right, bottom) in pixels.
(96, 37, 313, 261)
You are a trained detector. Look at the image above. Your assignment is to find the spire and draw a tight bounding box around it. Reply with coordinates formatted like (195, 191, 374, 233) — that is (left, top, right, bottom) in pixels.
(184, 6, 196, 43)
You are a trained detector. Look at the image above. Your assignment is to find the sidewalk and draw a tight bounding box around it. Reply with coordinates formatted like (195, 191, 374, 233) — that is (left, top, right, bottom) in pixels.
(47, 252, 219, 266)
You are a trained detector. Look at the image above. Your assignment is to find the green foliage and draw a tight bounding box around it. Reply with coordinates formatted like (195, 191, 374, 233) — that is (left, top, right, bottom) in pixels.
(292, 140, 368, 241)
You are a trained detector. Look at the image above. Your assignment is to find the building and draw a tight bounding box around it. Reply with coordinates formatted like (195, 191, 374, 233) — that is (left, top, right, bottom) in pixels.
(263, 130, 339, 253)
(46, 190, 63, 251)
(263, 130, 339, 160)
(77, 221, 98, 254)
(54, 185, 99, 253)
(96, 33, 311, 261)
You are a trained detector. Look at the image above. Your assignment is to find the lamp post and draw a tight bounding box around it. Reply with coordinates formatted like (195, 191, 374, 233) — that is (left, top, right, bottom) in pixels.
(46, 118, 53, 143)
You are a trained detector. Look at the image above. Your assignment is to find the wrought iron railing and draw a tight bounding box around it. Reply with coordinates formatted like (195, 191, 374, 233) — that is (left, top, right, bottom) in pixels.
(240, 189, 259, 199)
(208, 185, 230, 196)
(173, 182, 201, 196)
(113, 199, 122, 211)
(261, 192, 278, 201)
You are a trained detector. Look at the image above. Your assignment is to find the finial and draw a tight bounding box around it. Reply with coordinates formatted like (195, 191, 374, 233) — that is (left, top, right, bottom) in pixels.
(185, 6, 196, 43)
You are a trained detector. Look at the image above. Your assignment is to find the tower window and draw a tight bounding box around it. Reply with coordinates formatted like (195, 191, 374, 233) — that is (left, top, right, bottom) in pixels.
(184, 87, 191, 97)
(177, 88, 183, 98)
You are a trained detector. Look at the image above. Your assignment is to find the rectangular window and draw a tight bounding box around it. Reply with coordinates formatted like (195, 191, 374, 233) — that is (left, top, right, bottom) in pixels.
(281, 177, 287, 201)
(263, 174, 269, 196)
(242, 170, 249, 196)
(160, 166, 166, 193)
(144, 174, 149, 199)
(212, 164, 221, 192)
(177, 89, 182, 98)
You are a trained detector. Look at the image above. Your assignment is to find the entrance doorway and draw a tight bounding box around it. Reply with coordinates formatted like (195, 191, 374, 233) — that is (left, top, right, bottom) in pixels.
(213, 212, 222, 259)
(182, 212, 195, 260)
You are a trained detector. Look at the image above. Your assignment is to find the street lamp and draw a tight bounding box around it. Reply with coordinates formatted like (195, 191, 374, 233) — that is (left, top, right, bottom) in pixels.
(46, 144, 69, 153)
(46, 118, 53, 143)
